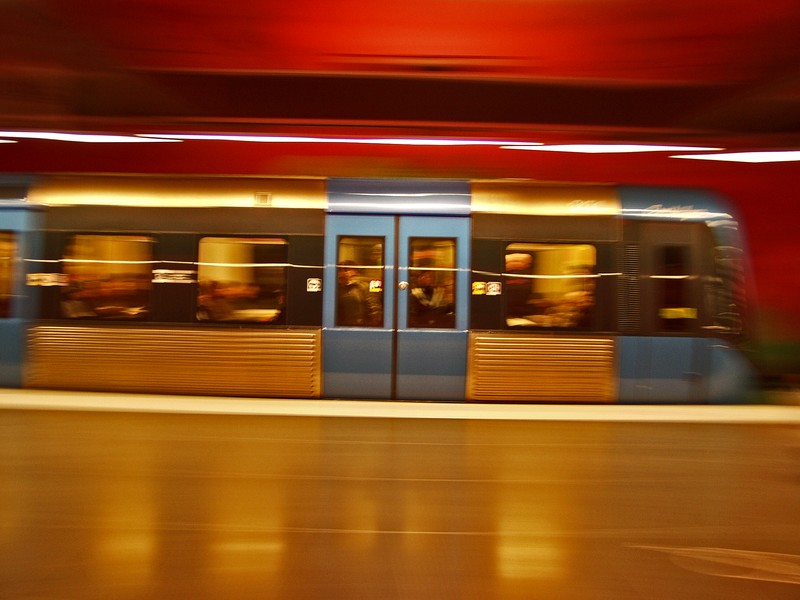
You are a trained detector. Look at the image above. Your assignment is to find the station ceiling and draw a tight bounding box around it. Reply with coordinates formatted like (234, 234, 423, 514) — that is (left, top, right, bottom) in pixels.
(2, 0, 800, 152)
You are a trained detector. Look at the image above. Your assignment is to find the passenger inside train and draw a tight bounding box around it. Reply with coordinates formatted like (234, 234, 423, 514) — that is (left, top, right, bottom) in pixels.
(409, 266, 455, 328)
(336, 260, 382, 327)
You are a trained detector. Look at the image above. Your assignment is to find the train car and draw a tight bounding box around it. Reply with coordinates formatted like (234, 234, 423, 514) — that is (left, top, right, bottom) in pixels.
(0, 175, 753, 403)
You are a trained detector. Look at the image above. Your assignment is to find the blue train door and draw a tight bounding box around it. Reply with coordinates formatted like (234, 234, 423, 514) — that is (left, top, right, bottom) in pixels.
(322, 179, 470, 400)
(0, 187, 43, 387)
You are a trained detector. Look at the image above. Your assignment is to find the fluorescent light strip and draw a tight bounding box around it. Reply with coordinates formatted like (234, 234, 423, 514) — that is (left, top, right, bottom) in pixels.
(0, 131, 180, 143)
(140, 133, 540, 147)
(502, 144, 723, 153)
(671, 151, 800, 163)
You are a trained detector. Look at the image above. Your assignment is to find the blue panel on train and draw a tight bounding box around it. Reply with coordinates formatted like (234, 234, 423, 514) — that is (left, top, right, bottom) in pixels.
(396, 330, 468, 400)
(0, 321, 24, 387)
(708, 341, 755, 404)
(618, 336, 710, 403)
(327, 178, 470, 215)
(323, 329, 393, 399)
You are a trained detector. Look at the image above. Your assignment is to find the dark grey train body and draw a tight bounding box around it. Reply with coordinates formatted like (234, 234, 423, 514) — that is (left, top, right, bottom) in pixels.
(0, 175, 752, 403)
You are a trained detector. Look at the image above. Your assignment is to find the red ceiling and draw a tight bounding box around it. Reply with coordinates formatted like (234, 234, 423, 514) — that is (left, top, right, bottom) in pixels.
(38, 0, 796, 83)
(2, 0, 800, 146)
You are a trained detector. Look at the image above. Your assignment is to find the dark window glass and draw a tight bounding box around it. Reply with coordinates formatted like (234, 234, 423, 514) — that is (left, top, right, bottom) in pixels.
(336, 236, 384, 327)
(408, 238, 456, 328)
(504, 243, 596, 328)
(197, 237, 287, 323)
(655, 245, 696, 332)
(61, 235, 153, 319)
(0, 232, 16, 318)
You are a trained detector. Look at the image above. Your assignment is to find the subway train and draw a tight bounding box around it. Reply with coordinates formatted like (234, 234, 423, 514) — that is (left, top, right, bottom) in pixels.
(0, 175, 754, 403)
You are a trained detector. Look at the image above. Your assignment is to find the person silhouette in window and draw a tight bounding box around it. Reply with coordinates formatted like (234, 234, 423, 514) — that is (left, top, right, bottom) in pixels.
(337, 260, 382, 326)
(408, 261, 454, 328)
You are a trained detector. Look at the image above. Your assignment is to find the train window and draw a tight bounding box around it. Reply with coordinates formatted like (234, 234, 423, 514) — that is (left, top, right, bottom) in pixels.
(712, 245, 745, 334)
(336, 236, 384, 327)
(197, 237, 287, 324)
(61, 234, 153, 320)
(408, 238, 456, 328)
(655, 245, 696, 332)
(0, 232, 16, 318)
(504, 243, 596, 328)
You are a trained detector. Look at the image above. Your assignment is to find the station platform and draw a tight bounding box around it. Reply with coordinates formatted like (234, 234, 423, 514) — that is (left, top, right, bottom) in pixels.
(1, 387, 798, 423)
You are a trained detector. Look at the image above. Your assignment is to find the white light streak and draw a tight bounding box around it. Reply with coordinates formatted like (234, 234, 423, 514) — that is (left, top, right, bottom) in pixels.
(140, 133, 540, 147)
(333, 202, 467, 211)
(621, 208, 732, 220)
(502, 144, 722, 154)
(348, 193, 469, 198)
(501, 273, 601, 280)
(61, 258, 155, 265)
(0, 131, 180, 143)
(671, 151, 800, 163)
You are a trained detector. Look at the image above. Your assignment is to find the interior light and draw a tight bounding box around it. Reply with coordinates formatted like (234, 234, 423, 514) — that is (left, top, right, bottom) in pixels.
(139, 134, 539, 147)
(0, 132, 180, 143)
(0, 140, 16, 144)
(501, 144, 723, 153)
(671, 151, 800, 163)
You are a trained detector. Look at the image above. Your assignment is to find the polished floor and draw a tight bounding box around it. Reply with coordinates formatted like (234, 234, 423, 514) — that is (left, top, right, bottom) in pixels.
(1, 391, 799, 599)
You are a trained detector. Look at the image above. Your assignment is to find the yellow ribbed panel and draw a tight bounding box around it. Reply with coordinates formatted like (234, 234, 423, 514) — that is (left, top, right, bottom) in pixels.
(26, 326, 322, 398)
(467, 332, 616, 402)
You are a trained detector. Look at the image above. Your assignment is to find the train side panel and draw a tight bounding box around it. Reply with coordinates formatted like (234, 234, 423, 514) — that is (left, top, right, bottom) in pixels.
(24, 178, 327, 398)
(468, 182, 620, 402)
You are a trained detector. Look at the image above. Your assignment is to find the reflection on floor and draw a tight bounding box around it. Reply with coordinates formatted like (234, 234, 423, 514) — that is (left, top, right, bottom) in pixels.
(1, 395, 799, 599)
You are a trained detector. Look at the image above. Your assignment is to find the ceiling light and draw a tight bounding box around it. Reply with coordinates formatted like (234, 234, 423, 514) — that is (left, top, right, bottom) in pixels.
(502, 144, 722, 153)
(0, 131, 180, 143)
(139, 133, 537, 147)
(671, 151, 800, 163)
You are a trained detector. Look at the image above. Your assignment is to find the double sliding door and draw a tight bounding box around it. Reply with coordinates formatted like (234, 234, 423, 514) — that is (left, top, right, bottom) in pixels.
(323, 213, 470, 400)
